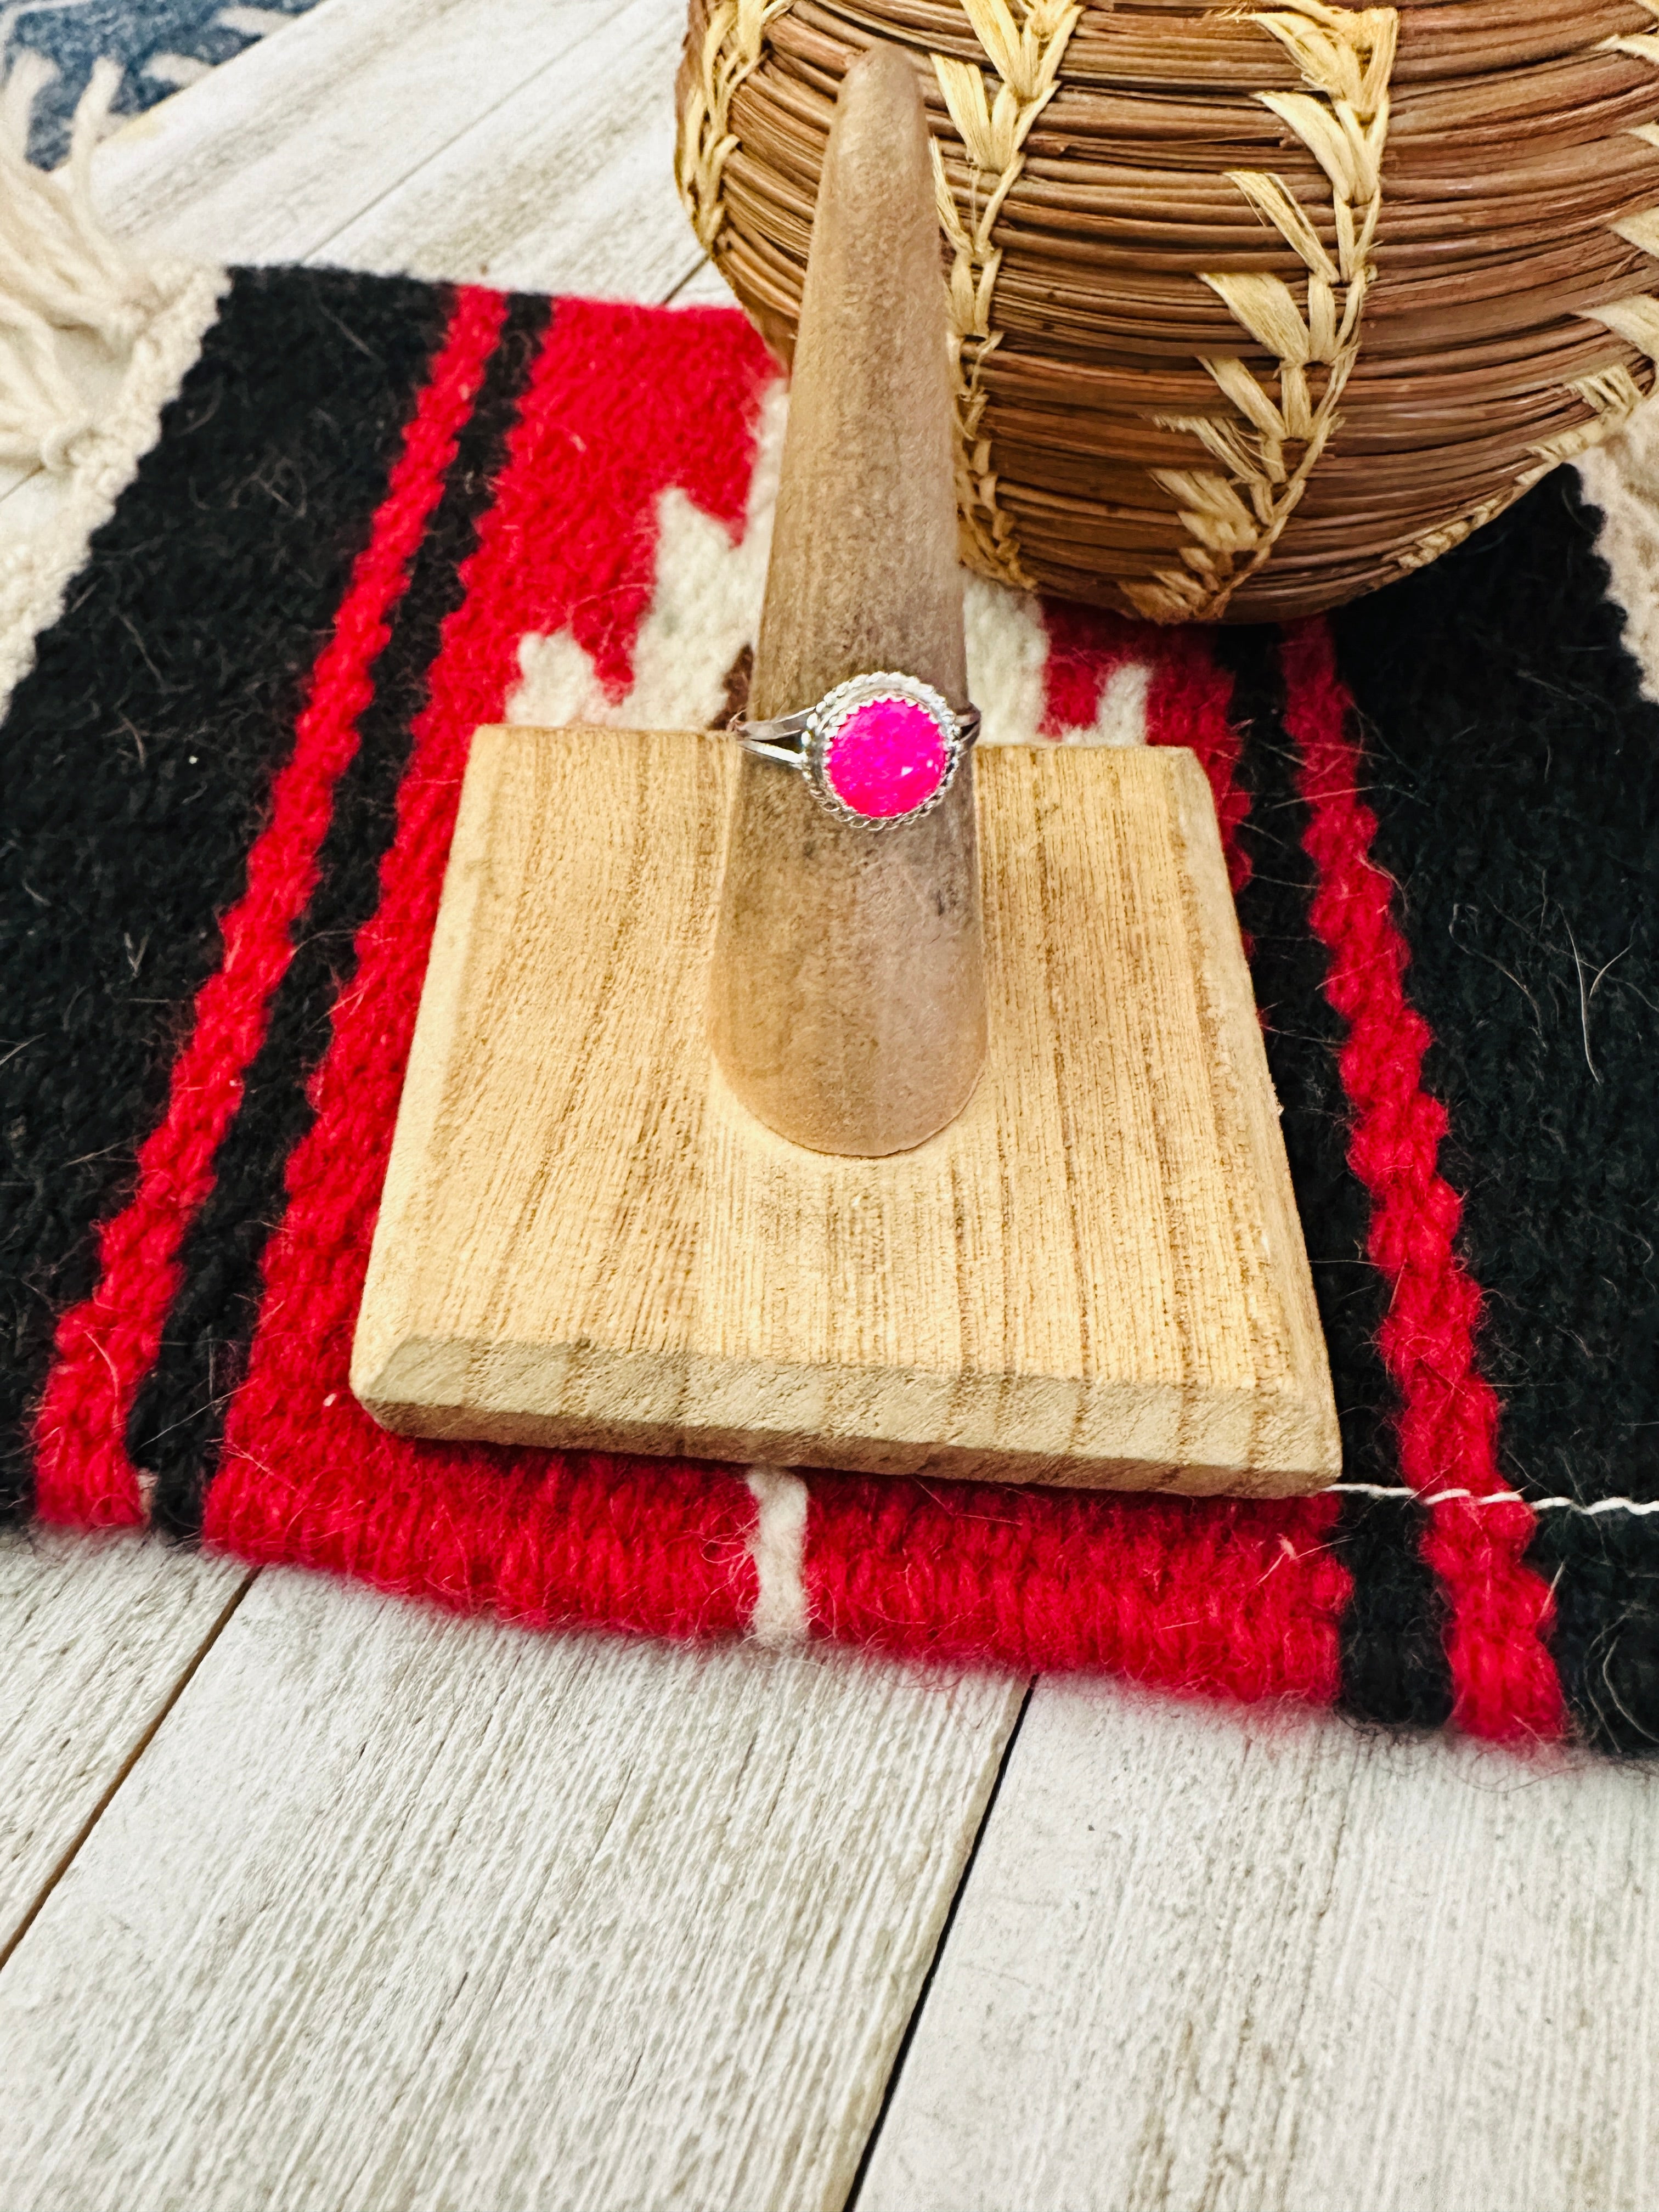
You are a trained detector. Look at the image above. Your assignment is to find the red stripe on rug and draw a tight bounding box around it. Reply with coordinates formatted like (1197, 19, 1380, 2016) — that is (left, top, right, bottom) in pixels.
(1280, 618, 1566, 1741)
(1037, 602, 1251, 893)
(217, 1443, 759, 1641)
(205, 301, 778, 1630)
(803, 1473, 1348, 1695)
(1038, 601, 1146, 735)
(30, 286, 509, 1528)
(1143, 629, 1252, 899)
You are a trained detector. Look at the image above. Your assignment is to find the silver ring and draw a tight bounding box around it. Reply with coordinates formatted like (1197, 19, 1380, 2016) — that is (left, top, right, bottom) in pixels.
(733, 672, 980, 830)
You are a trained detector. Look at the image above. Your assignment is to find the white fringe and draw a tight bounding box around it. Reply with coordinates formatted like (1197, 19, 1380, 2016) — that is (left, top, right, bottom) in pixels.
(0, 58, 228, 720)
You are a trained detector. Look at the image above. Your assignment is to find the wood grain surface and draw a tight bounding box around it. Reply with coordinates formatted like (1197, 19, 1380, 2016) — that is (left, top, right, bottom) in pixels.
(0, 1531, 247, 1960)
(670, 255, 742, 308)
(6, 55, 1036, 2212)
(93, 0, 639, 268)
(354, 727, 1338, 1494)
(859, 1677, 1659, 2212)
(323, 0, 697, 296)
(0, 1568, 1022, 2212)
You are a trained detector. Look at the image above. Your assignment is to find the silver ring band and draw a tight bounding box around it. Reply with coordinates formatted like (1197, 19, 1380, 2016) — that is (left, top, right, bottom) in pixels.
(737, 703, 981, 765)
(732, 671, 980, 830)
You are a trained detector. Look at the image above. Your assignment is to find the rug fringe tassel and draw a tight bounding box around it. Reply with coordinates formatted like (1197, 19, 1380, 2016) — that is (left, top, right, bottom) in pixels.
(0, 58, 227, 721)
(0, 56, 192, 472)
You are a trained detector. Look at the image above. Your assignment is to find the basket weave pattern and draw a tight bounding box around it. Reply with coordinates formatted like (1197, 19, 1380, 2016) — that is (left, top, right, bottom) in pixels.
(677, 0, 1659, 620)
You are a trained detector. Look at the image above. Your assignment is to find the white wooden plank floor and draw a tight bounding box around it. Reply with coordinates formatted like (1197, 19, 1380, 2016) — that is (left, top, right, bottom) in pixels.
(0, 1571, 1021, 2212)
(324, 0, 697, 295)
(0, 1532, 247, 1961)
(4, 1, 1658, 2204)
(91, 0, 640, 268)
(858, 1679, 1659, 2212)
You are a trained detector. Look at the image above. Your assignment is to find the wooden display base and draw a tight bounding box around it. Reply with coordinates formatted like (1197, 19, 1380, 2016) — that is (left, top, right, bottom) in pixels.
(351, 726, 1340, 1497)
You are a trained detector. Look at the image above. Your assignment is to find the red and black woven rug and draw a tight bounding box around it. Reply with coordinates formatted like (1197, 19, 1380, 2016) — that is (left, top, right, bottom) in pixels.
(5, 266, 1657, 1750)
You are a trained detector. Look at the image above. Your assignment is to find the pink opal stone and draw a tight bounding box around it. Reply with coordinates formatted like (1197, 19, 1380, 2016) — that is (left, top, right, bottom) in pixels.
(822, 697, 948, 820)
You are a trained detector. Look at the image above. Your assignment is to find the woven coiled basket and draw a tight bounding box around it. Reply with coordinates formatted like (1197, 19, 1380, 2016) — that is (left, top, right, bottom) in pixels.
(676, 0, 1659, 620)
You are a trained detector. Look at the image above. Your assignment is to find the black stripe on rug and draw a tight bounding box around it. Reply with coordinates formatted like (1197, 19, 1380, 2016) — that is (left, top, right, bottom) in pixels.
(0, 265, 450, 1521)
(135, 287, 555, 1541)
(1330, 472, 1659, 1753)
(1217, 626, 1453, 1729)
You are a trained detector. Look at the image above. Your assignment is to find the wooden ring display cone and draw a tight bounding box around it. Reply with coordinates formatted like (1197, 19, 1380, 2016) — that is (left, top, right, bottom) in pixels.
(708, 44, 983, 1158)
(350, 45, 1341, 1498)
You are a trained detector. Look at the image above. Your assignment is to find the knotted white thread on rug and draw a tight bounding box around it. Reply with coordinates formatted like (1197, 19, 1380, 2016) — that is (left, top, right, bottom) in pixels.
(0, 58, 227, 721)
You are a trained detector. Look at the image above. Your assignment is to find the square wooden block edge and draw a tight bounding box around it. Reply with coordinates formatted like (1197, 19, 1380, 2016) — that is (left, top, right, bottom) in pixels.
(353, 726, 1341, 1498)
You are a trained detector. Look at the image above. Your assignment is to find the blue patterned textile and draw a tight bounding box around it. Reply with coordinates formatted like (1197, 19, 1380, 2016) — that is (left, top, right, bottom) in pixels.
(5, 0, 322, 165)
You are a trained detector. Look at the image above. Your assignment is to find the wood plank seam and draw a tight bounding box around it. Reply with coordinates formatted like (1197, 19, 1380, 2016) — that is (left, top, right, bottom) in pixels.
(0, 1572, 1030, 2211)
(854, 1679, 1659, 2212)
(0, 1568, 254, 1978)
(302, 0, 702, 277)
(843, 1675, 1037, 2212)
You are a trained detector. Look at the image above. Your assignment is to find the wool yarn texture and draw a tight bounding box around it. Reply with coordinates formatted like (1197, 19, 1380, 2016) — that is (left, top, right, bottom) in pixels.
(3, 263, 1657, 1753)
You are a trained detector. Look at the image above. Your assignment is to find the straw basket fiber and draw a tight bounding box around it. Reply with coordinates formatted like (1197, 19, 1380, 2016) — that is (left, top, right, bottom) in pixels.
(676, 0, 1659, 620)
